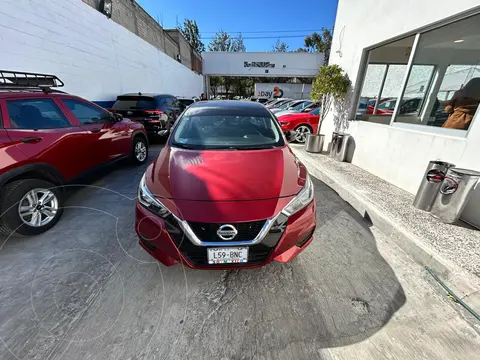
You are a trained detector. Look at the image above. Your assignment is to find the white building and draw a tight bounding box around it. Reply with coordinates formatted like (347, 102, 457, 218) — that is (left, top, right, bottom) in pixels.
(323, 1, 480, 227)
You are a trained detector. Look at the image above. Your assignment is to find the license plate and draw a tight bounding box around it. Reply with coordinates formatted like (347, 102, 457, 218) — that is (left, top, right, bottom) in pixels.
(207, 247, 248, 264)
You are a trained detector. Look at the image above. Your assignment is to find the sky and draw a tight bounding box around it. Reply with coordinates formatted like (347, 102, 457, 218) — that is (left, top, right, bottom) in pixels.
(136, 0, 339, 52)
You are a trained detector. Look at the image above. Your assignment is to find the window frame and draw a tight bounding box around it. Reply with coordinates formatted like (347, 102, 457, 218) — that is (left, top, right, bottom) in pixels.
(350, 9, 480, 138)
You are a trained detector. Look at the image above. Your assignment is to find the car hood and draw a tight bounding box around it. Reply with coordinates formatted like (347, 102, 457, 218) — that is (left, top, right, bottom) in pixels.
(145, 145, 306, 202)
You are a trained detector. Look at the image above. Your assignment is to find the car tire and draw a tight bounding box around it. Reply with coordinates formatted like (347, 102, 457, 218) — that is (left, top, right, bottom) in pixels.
(132, 136, 148, 164)
(0, 179, 64, 236)
(293, 124, 312, 143)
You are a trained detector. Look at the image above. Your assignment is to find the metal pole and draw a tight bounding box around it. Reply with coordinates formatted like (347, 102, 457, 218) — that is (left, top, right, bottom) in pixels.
(373, 64, 389, 115)
(390, 33, 421, 125)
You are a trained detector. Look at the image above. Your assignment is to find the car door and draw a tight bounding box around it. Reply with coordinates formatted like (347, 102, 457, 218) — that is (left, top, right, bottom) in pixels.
(59, 98, 131, 165)
(3, 96, 94, 181)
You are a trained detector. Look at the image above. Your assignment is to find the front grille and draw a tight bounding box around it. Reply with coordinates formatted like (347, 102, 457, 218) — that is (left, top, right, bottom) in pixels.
(164, 215, 284, 267)
(188, 220, 266, 242)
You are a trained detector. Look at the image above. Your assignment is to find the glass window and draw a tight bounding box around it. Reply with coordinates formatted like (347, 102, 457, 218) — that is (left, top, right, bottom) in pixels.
(394, 14, 480, 130)
(310, 108, 320, 115)
(6, 99, 71, 129)
(112, 96, 156, 110)
(62, 99, 111, 125)
(355, 36, 416, 124)
(171, 114, 284, 150)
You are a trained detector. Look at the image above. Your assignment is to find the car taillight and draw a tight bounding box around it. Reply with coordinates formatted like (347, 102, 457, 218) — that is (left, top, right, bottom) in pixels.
(145, 110, 163, 115)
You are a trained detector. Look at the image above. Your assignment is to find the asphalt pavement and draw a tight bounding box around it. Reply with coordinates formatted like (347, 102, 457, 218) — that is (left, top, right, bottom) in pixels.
(0, 144, 479, 360)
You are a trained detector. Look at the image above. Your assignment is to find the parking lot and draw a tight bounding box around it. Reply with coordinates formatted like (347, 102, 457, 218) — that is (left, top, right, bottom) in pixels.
(0, 144, 479, 360)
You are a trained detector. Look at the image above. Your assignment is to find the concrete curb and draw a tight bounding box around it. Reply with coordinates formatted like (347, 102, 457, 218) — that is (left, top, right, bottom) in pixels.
(292, 147, 480, 310)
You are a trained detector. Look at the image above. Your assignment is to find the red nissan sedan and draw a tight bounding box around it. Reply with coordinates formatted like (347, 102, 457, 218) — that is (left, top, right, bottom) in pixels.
(135, 101, 316, 269)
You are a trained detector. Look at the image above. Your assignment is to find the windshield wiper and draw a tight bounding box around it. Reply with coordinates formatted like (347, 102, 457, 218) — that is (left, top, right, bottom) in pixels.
(227, 145, 277, 150)
(172, 143, 201, 150)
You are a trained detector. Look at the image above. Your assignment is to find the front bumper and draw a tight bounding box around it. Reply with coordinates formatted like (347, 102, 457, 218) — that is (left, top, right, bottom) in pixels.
(135, 200, 316, 269)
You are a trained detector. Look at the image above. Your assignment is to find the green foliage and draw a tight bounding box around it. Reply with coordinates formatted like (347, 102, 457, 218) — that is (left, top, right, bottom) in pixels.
(310, 65, 350, 101)
(272, 39, 289, 52)
(208, 31, 246, 52)
(304, 28, 333, 65)
(178, 19, 205, 54)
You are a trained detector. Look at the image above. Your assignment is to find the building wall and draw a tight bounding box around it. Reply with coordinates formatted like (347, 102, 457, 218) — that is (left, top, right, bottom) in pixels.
(326, 1, 480, 226)
(202, 52, 324, 77)
(0, 0, 203, 104)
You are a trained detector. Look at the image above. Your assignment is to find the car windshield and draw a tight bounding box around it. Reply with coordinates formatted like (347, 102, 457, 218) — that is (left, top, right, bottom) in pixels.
(292, 101, 311, 110)
(171, 112, 285, 150)
(112, 96, 156, 110)
(278, 100, 296, 109)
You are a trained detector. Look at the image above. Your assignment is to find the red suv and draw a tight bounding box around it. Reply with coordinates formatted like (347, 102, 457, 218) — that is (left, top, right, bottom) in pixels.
(135, 101, 316, 269)
(0, 71, 148, 236)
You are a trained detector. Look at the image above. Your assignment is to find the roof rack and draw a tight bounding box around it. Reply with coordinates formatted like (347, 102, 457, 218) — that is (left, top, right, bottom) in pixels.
(0, 70, 64, 93)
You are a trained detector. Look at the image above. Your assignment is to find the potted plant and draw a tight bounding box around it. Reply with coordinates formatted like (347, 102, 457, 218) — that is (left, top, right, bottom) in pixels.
(305, 65, 351, 153)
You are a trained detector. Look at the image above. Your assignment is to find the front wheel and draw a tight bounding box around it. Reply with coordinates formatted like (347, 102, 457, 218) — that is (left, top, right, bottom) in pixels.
(132, 136, 148, 164)
(0, 179, 64, 236)
(294, 125, 312, 143)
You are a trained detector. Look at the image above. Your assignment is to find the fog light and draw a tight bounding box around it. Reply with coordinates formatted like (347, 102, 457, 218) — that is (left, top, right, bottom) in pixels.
(296, 228, 315, 247)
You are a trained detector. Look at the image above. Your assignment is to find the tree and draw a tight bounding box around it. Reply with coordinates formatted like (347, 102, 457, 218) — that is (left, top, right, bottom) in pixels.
(310, 64, 351, 134)
(304, 28, 333, 65)
(272, 39, 289, 52)
(208, 31, 246, 52)
(178, 19, 205, 54)
(208, 31, 246, 97)
(209, 76, 223, 97)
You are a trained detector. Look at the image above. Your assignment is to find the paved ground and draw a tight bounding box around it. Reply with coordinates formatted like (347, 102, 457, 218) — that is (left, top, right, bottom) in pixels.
(0, 144, 479, 360)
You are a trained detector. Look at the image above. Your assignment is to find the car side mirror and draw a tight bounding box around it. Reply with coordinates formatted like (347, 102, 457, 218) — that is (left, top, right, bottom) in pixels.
(112, 112, 123, 122)
(285, 130, 296, 142)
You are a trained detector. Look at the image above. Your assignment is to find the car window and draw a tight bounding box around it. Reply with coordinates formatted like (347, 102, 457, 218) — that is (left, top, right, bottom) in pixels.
(292, 101, 311, 110)
(310, 108, 320, 115)
(179, 99, 194, 107)
(378, 100, 397, 110)
(112, 96, 156, 110)
(62, 99, 110, 125)
(171, 114, 285, 150)
(6, 99, 71, 129)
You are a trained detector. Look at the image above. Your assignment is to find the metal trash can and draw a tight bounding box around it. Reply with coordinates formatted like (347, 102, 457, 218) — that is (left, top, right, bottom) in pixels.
(330, 133, 350, 162)
(329, 132, 339, 157)
(305, 134, 325, 153)
(430, 168, 480, 223)
(413, 161, 456, 211)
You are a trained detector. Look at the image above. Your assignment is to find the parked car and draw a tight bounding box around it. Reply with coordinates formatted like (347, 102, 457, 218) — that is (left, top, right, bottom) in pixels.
(111, 93, 184, 138)
(0, 70, 148, 236)
(277, 108, 321, 143)
(271, 99, 307, 114)
(266, 98, 291, 109)
(274, 100, 314, 117)
(136, 101, 316, 269)
(178, 98, 197, 108)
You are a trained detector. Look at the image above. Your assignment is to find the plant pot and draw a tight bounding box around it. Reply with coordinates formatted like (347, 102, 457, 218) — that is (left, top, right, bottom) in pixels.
(305, 134, 325, 153)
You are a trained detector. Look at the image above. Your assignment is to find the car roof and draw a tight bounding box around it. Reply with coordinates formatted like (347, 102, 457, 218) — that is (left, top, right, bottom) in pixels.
(117, 93, 174, 98)
(186, 100, 271, 116)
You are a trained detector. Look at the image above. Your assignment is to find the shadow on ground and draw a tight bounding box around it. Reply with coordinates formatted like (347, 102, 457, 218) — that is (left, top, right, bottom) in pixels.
(0, 158, 405, 360)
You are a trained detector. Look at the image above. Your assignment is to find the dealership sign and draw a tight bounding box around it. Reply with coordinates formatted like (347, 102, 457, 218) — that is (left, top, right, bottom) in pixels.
(244, 61, 275, 68)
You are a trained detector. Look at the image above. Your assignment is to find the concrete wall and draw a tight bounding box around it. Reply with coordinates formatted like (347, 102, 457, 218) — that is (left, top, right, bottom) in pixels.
(0, 0, 203, 104)
(326, 1, 480, 226)
(165, 30, 192, 70)
(202, 52, 324, 77)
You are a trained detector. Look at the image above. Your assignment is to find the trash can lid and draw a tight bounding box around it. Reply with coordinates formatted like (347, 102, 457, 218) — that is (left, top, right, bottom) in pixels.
(449, 168, 480, 177)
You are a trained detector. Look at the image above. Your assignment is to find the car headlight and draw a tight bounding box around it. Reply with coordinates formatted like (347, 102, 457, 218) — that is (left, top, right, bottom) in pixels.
(281, 173, 314, 216)
(280, 122, 290, 126)
(138, 174, 171, 218)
